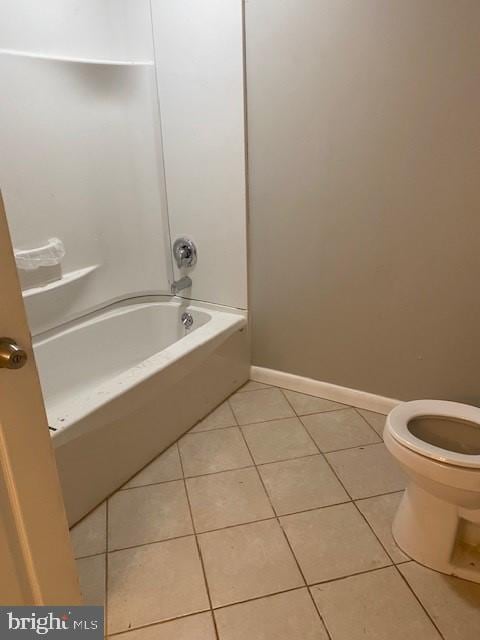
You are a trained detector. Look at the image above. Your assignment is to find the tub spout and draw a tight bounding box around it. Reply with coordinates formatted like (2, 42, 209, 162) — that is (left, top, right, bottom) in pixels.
(171, 276, 192, 294)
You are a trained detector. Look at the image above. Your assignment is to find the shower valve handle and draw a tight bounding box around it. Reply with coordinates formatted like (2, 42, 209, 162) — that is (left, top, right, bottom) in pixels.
(0, 338, 28, 370)
(173, 237, 197, 269)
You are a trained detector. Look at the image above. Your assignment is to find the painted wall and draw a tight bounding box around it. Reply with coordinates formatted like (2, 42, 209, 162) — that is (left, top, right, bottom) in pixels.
(151, 0, 248, 310)
(246, 0, 480, 402)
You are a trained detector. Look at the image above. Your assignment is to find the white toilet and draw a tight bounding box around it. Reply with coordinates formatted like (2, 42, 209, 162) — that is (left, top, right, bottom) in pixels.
(384, 400, 480, 583)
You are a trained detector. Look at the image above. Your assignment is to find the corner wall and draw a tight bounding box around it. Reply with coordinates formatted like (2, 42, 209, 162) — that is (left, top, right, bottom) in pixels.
(151, 0, 248, 310)
(246, 0, 480, 402)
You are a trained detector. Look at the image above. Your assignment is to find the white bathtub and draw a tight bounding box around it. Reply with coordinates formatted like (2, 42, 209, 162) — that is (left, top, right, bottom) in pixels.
(33, 297, 249, 524)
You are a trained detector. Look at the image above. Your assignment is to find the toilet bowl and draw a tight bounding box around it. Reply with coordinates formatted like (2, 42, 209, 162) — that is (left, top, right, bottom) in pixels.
(384, 400, 480, 583)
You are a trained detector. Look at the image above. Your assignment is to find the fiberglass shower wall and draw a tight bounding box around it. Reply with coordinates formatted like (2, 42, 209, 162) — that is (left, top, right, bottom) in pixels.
(0, 0, 173, 335)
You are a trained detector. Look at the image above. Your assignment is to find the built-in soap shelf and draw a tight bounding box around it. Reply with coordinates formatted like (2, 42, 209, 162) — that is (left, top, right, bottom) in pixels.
(22, 265, 99, 299)
(0, 48, 154, 67)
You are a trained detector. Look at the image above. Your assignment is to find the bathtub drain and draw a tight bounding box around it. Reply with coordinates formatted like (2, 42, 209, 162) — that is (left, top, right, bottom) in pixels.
(181, 312, 194, 330)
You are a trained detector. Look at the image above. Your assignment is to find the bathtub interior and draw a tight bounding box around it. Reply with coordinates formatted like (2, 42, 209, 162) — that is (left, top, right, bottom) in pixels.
(33, 297, 244, 435)
(34, 300, 206, 406)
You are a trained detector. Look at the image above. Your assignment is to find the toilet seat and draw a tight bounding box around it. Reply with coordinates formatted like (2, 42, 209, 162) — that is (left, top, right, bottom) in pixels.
(387, 400, 480, 469)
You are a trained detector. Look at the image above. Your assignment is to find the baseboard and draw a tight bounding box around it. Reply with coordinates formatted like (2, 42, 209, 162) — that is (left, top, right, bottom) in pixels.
(250, 366, 399, 415)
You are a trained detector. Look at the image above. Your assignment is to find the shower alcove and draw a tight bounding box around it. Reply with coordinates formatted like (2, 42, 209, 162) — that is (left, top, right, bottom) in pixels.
(0, 0, 248, 523)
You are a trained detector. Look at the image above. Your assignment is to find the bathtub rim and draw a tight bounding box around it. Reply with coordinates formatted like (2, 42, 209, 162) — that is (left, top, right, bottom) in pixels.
(34, 296, 246, 446)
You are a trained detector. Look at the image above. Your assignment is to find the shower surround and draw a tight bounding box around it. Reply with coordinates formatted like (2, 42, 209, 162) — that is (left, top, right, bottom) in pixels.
(0, 0, 248, 523)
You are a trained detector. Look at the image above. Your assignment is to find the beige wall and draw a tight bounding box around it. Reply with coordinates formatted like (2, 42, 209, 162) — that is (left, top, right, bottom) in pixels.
(246, 0, 480, 402)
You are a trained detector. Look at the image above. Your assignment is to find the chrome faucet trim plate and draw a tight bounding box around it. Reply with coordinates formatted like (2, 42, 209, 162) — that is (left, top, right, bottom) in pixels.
(173, 237, 197, 269)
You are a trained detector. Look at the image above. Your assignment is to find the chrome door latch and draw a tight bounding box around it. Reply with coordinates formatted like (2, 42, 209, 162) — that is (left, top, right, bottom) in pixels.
(0, 337, 28, 369)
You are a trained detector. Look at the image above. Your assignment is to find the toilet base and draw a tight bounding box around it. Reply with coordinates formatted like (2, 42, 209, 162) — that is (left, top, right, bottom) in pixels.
(393, 483, 480, 583)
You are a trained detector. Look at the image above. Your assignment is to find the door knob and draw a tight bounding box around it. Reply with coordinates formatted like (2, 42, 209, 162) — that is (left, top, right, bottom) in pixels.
(0, 338, 28, 370)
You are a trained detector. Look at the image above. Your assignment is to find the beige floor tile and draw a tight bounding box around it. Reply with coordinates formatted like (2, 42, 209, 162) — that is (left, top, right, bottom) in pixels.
(326, 443, 406, 499)
(123, 445, 182, 489)
(179, 428, 253, 477)
(355, 492, 408, 563)
(258, 455, 349, 515)
(191, 401, 237, 432)
(357, 408, 387, 436)
(77, 555, 105, 606)
(215, 588, 329, 640)
(114, 612, 216, 640)
(399, 561, 480, 640)
(283, 390, 347, 416)
(237, 380, 270, 393)
(301, 408, 381, 452)
(280, 503, 390, 584)
(242, 417, 318, 464)
(108, 481, 193, 550)
(311, 566, 441, 640)
(186, 467, 274, 532)
(107, 537, 209, 634)
(70, 502, 106, 558)
(198, 519, 303, 607)
(229, 388, 294, 425)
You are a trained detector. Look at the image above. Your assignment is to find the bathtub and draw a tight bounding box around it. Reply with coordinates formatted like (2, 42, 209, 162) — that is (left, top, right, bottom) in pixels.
(33, 297, 249, 524)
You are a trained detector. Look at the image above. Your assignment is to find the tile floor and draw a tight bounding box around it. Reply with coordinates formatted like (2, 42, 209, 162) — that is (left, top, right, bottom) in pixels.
(71, 381, 480, 639)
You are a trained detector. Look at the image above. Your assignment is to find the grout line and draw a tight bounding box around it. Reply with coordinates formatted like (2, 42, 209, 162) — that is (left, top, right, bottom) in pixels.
(280, 386, 407, 637)
(104, 561, 441, 640)
(276, 388, 349, 639)
(278, 389, 354, 498)
(353, 489, 405, 504)
(308, 593, 334, 640)
(281, 381, 444, 638)
(235, 383, 271, 393)
(72, 383, 380, 520)
(212, 585, 311, 612)
(119, 476, 185, 493)
(185, 461, 254, 480)
(236, 408, 347, 427)
(109, 440, 387, 496)
(77, 488, 414, 561)
(73, 428, 203, 527)
(178, 442, 221, 640)
(271, 498, 350, 520)
(112, 392, 243, 496)
(189, 423, 239, 435)
(352, 406, 385, 440)
(75, 551, 106, 561)
(226, 396, 240, 427)
(288, 406, 351, 417)
(307, 564, 397, 589)
(99, 382, 441, 639)
(105, 535, 177, 555)
(75, 488, 411, 561)
(97, 404, 409, 559)
(106, 608, 211, 638)
(104, 566, 438, 638)
(191, 407, 364, 435)
(235, 409, 333, 639)
(394, 564, 446, 639)
(101, 489, 414, 558)
(309, 440, 383, 455)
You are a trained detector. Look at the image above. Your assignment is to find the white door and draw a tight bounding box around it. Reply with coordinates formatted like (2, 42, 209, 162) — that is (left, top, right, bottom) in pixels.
(0, 192, 81, 604)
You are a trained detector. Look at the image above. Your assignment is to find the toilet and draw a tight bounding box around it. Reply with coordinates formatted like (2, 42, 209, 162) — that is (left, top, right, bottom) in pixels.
(384, 400, 480, 583)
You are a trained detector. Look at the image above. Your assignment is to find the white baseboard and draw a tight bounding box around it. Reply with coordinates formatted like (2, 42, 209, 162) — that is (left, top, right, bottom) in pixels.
(250, 366, 399, 415)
